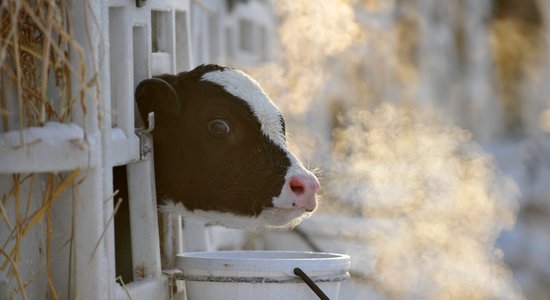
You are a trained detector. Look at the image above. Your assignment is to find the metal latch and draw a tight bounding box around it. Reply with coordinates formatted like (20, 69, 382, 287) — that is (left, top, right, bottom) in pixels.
(136, 112, 155, 161)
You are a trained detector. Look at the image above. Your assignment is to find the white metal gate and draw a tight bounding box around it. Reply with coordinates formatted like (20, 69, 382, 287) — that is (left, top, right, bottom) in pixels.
(0, 0, 275, 299)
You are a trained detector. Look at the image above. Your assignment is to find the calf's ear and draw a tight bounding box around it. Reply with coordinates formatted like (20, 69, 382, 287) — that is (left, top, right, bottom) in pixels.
(135, 78, 181, 127)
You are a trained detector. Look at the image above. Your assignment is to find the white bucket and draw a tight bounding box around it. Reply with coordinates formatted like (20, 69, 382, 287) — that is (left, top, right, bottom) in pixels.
(176, 250, 350, 300)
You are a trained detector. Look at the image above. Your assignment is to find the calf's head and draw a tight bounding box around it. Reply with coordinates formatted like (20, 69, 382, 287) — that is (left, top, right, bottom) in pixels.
(136, 64, 319, 229)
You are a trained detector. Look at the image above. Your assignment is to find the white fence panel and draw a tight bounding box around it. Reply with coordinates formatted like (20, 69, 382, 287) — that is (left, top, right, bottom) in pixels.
(1, 0, 276, 299)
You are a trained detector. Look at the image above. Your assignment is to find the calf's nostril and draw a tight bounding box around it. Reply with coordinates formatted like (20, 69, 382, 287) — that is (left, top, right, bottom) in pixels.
(290, 179, 305, 195)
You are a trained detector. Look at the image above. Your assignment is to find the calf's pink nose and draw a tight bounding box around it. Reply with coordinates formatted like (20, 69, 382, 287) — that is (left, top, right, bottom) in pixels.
(289, 175, 320, 212)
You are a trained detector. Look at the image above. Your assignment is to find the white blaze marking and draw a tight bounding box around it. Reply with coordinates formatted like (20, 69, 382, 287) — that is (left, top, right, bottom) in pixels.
(201, 69, 287, 149)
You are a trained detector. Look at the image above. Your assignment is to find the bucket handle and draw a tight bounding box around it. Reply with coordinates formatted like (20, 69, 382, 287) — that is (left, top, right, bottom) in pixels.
(293, 268, 330, 300)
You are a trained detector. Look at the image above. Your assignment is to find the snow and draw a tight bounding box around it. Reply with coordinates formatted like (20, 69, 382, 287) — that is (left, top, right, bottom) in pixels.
(0, 122, 84, 146)
(151, 52, 172, 75)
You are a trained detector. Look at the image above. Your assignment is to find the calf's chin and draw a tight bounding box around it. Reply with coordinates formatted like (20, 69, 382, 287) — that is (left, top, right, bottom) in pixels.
(136, 64, 319, 230)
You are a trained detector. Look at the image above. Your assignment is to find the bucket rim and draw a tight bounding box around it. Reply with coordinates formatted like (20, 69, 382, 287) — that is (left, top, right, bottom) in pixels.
(177, 250, 350, 260)
(175, 250, 351, 279)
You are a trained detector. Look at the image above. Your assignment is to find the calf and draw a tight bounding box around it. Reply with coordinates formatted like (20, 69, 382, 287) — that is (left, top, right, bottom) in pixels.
(135, 64, 319, 229)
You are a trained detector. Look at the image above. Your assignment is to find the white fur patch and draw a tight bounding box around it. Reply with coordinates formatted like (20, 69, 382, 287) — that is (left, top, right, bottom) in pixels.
(161, 201, 311, 230)
(201, 69, 287, 149)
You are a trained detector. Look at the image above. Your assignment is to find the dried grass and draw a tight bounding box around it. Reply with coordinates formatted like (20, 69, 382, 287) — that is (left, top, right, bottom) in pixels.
(1, 169, 80, 299)
(1, 1, 90, 299)
(1, 0, 88, 134)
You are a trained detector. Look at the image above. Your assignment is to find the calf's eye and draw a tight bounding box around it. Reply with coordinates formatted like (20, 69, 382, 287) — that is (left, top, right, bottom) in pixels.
(207, 119, 231, 137)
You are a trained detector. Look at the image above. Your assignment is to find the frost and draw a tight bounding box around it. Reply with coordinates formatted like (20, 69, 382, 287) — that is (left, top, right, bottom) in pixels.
(0, 122, 84, 146)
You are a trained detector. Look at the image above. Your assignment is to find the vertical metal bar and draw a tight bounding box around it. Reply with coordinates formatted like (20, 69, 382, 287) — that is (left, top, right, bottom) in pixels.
(108, 6, 134, 135)
(69, 0, 111, 299)
(175, 10, 193, 71)
(127, 157, 162, 278)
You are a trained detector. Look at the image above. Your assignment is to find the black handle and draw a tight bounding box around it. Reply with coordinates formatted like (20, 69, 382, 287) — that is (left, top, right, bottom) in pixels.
(293, 267, 330, 300)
